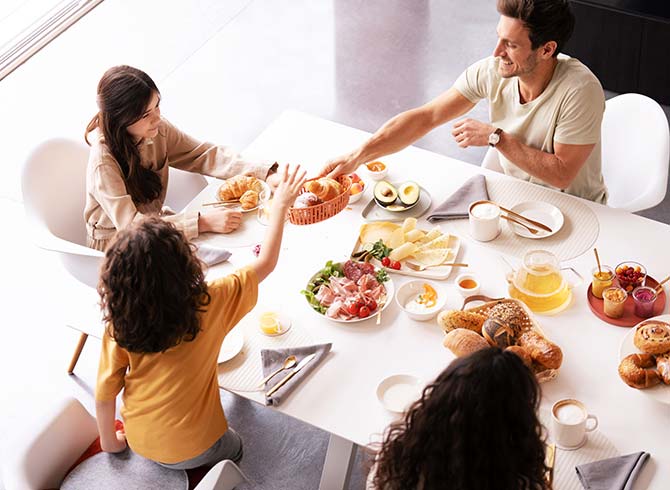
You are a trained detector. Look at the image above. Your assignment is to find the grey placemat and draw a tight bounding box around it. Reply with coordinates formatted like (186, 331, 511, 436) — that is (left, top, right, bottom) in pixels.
(61, 449, 187, 490)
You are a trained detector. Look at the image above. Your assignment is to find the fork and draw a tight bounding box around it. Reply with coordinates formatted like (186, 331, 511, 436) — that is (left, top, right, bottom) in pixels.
(501, 214, 541, 235)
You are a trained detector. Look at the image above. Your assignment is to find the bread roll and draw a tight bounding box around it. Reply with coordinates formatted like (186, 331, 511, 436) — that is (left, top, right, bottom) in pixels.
(303, 178, 342, 202)
(437, 310, 486, 334)
(505, 345, 532, 368)
(517, 330, 563, 370)
(488, 302, 527, 334)
(482, 317, 516, 348)
(656, 352, 670, 385)
(633, 321, 670, 354)
(294, 192, 320, 208)
(618, 353, 661, 389)
(443, 328, 489, 357)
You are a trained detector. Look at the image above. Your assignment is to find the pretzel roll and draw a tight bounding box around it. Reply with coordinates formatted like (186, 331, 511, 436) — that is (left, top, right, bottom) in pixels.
(303, 178, 342, 202)
(633, 320, 670, 355)
(505, 345, 533, 368)
(437, 310, 486, 334)
(517, 330, 563, 370)
(443, 328, 489, 357)
(656, 352, 670, 385)
(618, 353, 661, 389)
(482, 317, 516, 348)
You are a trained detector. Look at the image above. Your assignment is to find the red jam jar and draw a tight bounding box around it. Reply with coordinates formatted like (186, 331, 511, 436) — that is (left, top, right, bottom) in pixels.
(632, 286, 657, 318)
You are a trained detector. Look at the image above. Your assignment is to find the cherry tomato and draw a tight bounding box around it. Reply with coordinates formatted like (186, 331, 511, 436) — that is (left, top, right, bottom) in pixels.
(365, 299, 377, 311)
(381, 257, 391, 267)
(347, 302, 360, 316)
(358, 305, 371, 318)
(390, 260, 401, 270)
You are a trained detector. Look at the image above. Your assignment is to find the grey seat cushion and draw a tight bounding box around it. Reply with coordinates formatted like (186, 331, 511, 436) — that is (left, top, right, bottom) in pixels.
(61, 448, 188, 490)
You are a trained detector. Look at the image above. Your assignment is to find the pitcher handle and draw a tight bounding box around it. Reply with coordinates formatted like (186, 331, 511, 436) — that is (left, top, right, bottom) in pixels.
(561, 267, 583, 288)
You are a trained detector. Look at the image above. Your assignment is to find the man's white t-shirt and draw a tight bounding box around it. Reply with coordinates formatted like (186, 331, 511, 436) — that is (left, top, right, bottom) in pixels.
(454, 55, 607, 204)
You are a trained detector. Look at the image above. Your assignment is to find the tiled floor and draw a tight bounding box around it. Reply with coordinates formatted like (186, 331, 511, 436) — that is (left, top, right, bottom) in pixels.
(0, 1, 669, 488)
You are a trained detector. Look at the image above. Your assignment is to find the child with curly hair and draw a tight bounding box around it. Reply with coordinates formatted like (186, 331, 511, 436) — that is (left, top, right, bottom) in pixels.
(94, 165, 305, 469)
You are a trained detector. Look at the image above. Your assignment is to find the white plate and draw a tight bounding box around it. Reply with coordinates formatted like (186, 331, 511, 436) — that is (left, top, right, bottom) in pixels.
(506, 201, 564, 239)
(362, 187, 432, 222)
(218, 326, 244, 363)
(214, 180, 271, 213)
(618, 314, 670, 405)
(376, 374, 423, 413)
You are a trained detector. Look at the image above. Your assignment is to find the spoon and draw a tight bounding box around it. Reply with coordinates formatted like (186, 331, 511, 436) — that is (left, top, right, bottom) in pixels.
(501, 214, 540, 235)
(594, 248, 602, 274)
(258, 355, 297, 388)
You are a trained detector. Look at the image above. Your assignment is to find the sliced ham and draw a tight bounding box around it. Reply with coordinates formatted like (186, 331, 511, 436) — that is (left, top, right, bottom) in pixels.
(316, 271, 387, 320)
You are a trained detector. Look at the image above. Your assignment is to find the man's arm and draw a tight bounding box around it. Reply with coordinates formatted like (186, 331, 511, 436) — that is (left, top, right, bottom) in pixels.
(452, 119, 595, 189)
(321, 88, 475, 178)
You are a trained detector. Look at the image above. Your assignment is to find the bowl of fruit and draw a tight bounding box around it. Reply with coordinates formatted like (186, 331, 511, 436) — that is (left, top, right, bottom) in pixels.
(615, 261, 646, 292)
(348, 173, 366, 203)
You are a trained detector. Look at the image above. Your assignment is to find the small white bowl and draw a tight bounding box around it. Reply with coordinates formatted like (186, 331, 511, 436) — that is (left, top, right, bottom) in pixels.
(455, 273, 480, 297)
(364, 161, 388, 181)
(348, 183, 366, 203)
(395, 280, 446, 321)
(376, 374, 423, 413)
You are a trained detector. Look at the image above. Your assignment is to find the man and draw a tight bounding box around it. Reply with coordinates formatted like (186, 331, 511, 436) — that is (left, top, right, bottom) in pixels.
(321, 0, 607, 203)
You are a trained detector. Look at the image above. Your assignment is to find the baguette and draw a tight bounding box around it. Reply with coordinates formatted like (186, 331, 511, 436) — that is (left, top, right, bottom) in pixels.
(437, 310, 486, 334)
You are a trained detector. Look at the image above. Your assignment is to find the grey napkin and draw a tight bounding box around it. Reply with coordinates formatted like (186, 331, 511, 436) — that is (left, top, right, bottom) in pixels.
(196, 243, 232, 266)
(62, 448, 187, 490)
(576, 452, 650, 490)
(426, 174, 489, 222)
(262, 343, 332, 406)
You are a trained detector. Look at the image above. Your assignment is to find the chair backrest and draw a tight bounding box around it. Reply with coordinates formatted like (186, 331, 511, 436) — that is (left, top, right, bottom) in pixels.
(1, 397, 98, 490)
(602, 93, 670, 212)
(194, 460, 249, 490)
(22, 138, 91, 246)
(165, 167, 208, 212)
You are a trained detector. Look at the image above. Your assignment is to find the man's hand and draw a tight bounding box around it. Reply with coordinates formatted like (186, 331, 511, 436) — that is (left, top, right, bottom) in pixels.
(319, 153, 359, 179)
(451, 118, 495, 148)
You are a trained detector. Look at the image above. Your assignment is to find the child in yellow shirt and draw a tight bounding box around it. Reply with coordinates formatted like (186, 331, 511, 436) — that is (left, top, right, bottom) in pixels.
(95, 165, 305, 468)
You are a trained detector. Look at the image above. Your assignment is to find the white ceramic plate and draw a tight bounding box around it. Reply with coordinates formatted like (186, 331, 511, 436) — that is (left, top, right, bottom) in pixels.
(506, 201, 564, 239)
(376, 374, 423, 413)
(304, 263, 395, 323)
(618, 314, 670, 405)
(218, 326, 244, 363)
(214, 180, 271, 213)
(373, 182, 423, 212)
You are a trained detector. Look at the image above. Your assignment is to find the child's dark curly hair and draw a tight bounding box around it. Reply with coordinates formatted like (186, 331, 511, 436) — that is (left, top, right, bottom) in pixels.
(98, 217, 211, 353)
(372, 347, 548, 490)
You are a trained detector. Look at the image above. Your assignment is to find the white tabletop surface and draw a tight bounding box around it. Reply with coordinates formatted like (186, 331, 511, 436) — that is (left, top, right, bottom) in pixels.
(192, 110, 669, 489)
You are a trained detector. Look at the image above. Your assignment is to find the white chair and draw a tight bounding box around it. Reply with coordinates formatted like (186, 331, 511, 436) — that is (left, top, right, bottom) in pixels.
(1, 397, 249, 490)
(601, 93, 670, 212)
(21, 138, 210, 374)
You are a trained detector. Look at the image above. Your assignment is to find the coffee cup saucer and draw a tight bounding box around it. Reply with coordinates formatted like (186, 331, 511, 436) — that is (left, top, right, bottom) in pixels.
(555, 433, 588, 451)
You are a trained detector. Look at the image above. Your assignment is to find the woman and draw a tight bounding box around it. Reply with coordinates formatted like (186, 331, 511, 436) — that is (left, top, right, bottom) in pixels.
(369, 348, 548, 490)
(84, 65, 278, 251)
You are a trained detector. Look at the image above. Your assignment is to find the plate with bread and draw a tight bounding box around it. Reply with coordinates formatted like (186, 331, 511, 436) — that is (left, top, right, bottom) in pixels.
(216, 175, 271, 212)
(618, 314, 670, 404)
(438, 297, 563, 383)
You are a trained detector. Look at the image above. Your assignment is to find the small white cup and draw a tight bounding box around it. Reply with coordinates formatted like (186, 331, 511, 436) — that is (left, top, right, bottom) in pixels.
(469, 200, 501, 242)
(455, 273, 480, 297)
(551, 398, 598, 450)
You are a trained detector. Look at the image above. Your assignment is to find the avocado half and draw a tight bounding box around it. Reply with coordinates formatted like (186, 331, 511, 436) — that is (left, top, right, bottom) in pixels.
(374, 180, 398, 206)
(398, 181, 420, 206)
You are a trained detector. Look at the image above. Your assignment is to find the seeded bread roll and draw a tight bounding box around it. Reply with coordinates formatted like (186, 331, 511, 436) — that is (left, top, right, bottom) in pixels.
(437, 310, 486, 334)
(488, 302, 527, 334)
(443, 328, 489, 357)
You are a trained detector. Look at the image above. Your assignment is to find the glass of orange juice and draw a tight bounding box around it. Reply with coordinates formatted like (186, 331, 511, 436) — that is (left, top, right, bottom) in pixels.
(259, 311, 291, 336)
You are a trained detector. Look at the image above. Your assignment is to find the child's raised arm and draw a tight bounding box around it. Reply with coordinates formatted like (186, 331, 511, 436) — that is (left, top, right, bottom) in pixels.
(252, 165, 306, 283)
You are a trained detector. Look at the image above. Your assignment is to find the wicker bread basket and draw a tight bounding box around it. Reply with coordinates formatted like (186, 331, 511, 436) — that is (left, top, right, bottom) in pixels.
(288, 175, 352, 225)
(459, 296, 560, 383)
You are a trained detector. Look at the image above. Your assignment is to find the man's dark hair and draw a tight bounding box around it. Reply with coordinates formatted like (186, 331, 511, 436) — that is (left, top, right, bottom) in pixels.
(497, 0, 575, 56)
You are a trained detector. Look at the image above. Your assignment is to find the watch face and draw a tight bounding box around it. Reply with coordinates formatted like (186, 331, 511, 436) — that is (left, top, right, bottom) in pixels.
(488, 132, 500, 146)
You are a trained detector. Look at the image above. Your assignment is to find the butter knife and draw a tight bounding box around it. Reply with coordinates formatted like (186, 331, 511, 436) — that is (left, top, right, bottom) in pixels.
(266, 353, 317, 397)
(545, 443, 556, 486)
(498, 204, 553, 233)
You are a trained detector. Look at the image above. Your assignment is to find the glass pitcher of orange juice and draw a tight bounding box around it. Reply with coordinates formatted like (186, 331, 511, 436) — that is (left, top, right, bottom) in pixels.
(508, 250, 582, 314)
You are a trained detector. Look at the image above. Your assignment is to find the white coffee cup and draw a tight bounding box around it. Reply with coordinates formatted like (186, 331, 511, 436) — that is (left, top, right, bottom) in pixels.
(551, 398, 598, 450)
(468, 200, 501, 242)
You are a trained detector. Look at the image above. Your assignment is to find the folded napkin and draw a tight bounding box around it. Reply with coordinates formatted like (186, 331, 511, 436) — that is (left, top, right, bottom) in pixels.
(426, 174, 489, 222)
(576, 452, 650, 490)
(262, 343, 332, 406)
(196, 244, 232, 266)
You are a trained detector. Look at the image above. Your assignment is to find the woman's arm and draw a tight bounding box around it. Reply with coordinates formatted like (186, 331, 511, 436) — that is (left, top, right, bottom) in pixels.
(95, 399, 127, 453)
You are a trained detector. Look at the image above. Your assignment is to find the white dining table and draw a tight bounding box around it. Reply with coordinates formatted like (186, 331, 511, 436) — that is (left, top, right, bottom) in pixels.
(189, 110, 670, 490)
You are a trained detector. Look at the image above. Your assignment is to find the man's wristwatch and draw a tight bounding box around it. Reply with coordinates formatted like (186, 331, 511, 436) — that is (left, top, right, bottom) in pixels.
(488, 128, 503, 147)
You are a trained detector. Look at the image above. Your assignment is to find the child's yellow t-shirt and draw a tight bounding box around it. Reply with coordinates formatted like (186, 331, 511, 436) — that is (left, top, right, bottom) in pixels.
(96, 266, 258, 463)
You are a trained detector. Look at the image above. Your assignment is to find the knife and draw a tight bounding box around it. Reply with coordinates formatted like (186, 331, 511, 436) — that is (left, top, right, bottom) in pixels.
(266, 353, 317, 397)
(545, 443, 556, 486)
(498, 204, 553, 233)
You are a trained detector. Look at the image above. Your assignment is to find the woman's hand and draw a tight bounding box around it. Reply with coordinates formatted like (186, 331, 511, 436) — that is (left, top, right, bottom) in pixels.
(198, 208, 243, 234)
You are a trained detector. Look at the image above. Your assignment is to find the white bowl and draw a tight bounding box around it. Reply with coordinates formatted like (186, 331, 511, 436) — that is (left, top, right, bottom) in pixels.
(455, 273, 480, 297)
(364, 162, 388, 181)
(348, 184, 366, 203)
(395, 280, 446, 321)
(376, 374, 423, 413)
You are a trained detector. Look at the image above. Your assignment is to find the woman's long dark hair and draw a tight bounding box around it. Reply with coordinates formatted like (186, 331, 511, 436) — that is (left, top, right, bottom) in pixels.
(85, 65, 162, 204)
(98, 217, 211, 353)
(373, 348, 547, 490)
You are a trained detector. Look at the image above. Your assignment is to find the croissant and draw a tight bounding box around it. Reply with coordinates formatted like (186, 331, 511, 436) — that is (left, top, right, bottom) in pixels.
(656, 352, 670, 384)
(619, 353, 661, 389)
(303, 178, 342, 202)
(239, 190, 259, 210)
(218, 175, 263, 201)
(517, 330, 563, 370)
(443, 328, 489, 357)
